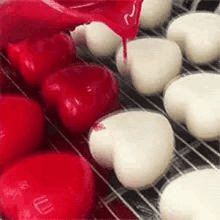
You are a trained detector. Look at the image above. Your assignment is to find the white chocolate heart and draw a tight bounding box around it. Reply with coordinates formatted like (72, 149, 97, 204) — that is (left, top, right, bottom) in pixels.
(89, 109, 175, 189)
(160, 168, 220, 220)
(116, 38, 182, 95)
(164, 72, 220, 140)
(167, 12, 220, 64)
(139, 0, 172, 29)
(85, 22, 121, 57)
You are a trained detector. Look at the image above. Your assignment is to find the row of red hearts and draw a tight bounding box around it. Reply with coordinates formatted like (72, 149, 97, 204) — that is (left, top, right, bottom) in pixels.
(0, 32, 119, 219)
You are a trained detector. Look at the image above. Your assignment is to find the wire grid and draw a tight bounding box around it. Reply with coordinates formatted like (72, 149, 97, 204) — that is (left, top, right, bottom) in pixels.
(0, 0, 220, 219)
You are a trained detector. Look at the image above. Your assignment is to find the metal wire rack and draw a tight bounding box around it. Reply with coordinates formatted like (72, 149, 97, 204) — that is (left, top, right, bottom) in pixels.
(0, 0, 220, 219)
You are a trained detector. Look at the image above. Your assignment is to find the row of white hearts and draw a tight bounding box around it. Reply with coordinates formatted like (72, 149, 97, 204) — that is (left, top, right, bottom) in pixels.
(89, 71, 220, 190)
(76, 5, 220, 219)
(86, 12, 220, 190)
(72, 11, 220, 64)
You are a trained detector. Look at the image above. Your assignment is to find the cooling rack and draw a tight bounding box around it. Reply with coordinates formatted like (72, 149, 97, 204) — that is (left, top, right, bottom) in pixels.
(0, 0, 220, 219)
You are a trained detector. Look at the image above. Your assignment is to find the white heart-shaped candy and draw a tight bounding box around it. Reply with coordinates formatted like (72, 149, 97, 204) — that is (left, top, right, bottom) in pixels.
(167, 12, 220, 64)
(89, 109, 175, 189)
(70, 22, 121, 57)
(85, 22, 121, 57)
(160, 168, 220, 220)
(164, 72, 220, 140)
(116, 38, 182, 95)
(140, 0, 172, 29)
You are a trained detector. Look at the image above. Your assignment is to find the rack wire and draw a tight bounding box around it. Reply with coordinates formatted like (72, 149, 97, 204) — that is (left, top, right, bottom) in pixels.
(0, 0, 220, 219)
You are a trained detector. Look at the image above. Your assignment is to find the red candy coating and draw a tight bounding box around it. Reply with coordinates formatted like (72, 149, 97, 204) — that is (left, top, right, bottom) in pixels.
(41, 64, 119, 134)
(6, 32, 76, 87)
(0, 95, 45, 171)
(0, 0, 143, 50)
(0, 153, 94, 219)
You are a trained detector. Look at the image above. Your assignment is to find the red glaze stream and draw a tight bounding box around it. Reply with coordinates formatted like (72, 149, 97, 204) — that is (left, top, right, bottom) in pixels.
(0, 0, 143, 59)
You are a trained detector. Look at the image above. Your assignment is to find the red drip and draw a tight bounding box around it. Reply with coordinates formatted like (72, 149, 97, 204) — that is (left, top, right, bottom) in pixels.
(122, 38, 128, 63)
(92, 122, 106, 131)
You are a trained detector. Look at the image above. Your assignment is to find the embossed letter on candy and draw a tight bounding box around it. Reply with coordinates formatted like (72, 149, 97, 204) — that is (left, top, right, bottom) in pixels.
(0, 153, 94, 219)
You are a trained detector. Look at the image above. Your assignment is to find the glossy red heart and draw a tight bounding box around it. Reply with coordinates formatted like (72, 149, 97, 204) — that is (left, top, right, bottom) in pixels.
(0, 152, 94, 219)
(6, 32, 76, 87)
(41, 64, 119, 134)
(0, 95, 45, 171)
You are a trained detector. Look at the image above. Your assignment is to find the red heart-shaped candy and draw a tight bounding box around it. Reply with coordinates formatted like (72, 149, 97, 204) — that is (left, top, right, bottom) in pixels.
(6, 32, 76, 87)
(41, 64, 119, 134)
(0, 95, 45, 171)
(0, 153, 94, 219)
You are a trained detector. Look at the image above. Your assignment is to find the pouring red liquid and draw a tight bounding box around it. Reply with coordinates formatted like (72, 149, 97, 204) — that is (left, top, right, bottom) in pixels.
(0, 0, 143, 59)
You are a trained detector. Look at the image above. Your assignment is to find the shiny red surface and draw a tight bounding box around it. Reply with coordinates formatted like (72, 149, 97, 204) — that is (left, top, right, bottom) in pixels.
(6, 32, 76, 87)
(0, 153, 94, 219)
(41, 64, 119, 134)
(0, 95, 45, 171)
(0, 0, 143, 49)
